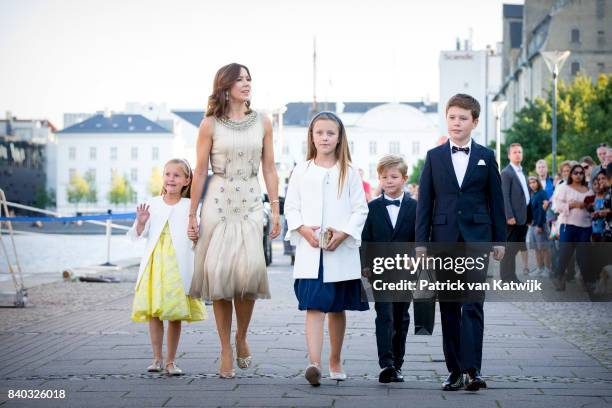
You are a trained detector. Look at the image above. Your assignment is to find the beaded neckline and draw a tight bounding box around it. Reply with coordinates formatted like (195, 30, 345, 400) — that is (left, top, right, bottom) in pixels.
(218, 111, 258, 131)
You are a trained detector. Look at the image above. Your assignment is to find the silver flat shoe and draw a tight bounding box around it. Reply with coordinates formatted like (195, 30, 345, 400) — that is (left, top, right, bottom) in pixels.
(329, 371, 347, 381)
(164, 362, 183, 376)
(147, 360, 163, 373)
(305, 364, 321, 386)
(236, 355, 252, 370)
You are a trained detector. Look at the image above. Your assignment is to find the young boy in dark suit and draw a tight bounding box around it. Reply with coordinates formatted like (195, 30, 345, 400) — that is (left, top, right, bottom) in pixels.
(362, 155, 417, 383)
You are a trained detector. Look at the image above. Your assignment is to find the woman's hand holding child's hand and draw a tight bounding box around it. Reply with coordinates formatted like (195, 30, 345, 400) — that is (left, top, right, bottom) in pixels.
(298, 225, 320, 248)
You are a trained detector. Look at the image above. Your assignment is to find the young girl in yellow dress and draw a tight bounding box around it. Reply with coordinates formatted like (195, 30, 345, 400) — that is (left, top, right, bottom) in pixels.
(128, 158, 206, 375)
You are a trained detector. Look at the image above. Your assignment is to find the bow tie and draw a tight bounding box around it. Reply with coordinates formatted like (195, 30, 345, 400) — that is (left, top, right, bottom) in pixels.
(452, 145, 470, 154)
(383, 198, 401, 207)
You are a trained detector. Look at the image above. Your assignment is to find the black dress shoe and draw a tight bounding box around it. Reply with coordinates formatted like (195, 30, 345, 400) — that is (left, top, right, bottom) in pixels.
(390, 368, 404, 382)
(442, 372, 464, 391)
(379, 366, 395, 383)
(464, 370, 487, 391)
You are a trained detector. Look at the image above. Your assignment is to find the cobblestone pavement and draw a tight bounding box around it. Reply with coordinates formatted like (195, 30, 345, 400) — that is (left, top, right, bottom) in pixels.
(0, 245, 611, 407)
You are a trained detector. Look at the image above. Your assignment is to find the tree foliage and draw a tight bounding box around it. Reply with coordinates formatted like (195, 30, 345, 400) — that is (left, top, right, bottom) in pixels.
(500, 74, 612, 175)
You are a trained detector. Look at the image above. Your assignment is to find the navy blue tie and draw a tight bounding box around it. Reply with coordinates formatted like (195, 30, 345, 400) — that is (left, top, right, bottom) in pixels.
(383, 198, 400, 207)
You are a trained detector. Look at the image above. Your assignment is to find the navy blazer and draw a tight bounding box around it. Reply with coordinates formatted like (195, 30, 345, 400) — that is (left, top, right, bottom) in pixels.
(416, 140, 506, 243)
(362, 194, 417, 243)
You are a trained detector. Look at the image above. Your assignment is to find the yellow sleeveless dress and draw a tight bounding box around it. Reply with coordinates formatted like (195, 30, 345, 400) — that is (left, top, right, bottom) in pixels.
(131, 223, 206, 322)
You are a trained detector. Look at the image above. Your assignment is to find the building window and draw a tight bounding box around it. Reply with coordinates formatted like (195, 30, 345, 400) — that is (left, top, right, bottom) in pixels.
(598, 30, 605, 47)
(130, 168, 138, 182)
(110, 147, 117, 160)
(370, 140, 376, 154)
(570, 28, 580, 43)
(68, 168, 76, 180)
(598, 63, 605, 73)
(571, 61, 580, 76)
(597, 0, 605, 19)
(152, 147, 159, 161)
(412, 141, 420, 155)
(349, 141, 354, 154)
(369, 163, 377, 180)
(131, 147, 138, 160)
(89, 147, 96, 160)
(68, 147, 76, 160)
(369, 141, 377, 155)
(86, 168, 96, 183)
(301, 141, 307, 156)
(389, 141, 400, 154)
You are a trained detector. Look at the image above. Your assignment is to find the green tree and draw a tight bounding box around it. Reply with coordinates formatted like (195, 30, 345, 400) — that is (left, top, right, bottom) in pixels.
(66, 172, 89, 209)
(148, 166, 163, 197)
(408, 158, 425, 184)
(500, 73, 612, 174)
(84, 172, 98, 204)
(108, 171, 132, 206)
(34, 187, 56, 209)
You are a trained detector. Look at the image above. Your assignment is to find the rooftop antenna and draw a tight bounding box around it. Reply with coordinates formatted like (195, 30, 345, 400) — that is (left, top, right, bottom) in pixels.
(310, 36, 318, 118)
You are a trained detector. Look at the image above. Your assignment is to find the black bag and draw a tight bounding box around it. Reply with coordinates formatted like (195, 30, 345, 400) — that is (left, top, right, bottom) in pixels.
(412, 266, 436, 335)
(413, 299, 435, 335)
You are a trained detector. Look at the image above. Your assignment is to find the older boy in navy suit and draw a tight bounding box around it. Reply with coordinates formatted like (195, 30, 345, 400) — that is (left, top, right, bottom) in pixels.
(416, 94, 506, 391)
(362, 155, 417, 383)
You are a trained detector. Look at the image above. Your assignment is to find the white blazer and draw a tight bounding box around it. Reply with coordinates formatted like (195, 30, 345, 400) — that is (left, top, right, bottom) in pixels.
(284, 161, 368, 282)
(127, 196, 194, 294)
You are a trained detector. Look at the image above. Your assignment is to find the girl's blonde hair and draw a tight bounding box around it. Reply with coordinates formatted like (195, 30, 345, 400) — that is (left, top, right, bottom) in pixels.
(306, 111, 351, 197)
(161, 159, 192, 198)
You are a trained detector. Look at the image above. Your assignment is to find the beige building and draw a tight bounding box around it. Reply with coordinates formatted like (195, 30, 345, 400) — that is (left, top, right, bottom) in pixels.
(496, 0, 612, 132)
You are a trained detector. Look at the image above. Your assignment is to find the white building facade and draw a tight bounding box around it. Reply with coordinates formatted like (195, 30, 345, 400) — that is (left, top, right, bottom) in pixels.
(439, 48, 502, 147)
(281, 103, 438, 187)
(55, 113, 182, 212)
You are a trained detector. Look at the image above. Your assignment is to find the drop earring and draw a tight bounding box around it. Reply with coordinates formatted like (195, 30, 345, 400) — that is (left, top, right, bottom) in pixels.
(225, 91, 229, 101)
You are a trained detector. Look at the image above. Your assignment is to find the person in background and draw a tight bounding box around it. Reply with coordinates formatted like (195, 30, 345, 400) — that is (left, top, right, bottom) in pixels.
(527, 176, 551, 277)
(552, 163, 594, 291)
(359, 168, 373, 202)
(501, 143, 532, 282)
(580, 156, 596, 189)
(535, 159, 554, 200)
(590, 143, 609, 187)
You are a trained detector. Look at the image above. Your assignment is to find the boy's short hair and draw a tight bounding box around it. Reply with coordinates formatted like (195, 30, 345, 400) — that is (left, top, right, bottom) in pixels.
(446, 94, 480, 120)
(377, 154, 408, 177)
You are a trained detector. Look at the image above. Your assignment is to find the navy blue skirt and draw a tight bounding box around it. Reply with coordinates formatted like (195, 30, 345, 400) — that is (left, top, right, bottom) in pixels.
(294, 251, 369, 313)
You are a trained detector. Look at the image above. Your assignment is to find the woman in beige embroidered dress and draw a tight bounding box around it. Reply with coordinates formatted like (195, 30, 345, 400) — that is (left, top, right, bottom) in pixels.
(188, 63, 281, 378)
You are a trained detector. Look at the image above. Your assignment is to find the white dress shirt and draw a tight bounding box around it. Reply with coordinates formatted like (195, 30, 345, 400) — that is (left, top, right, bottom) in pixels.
(449, 138, 471, 187)
(510, 163, 530, 205)
(383, 192, 404, 228)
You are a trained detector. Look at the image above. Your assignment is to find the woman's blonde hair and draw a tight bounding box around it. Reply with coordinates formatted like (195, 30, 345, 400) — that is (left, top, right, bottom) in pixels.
(161, 159, 192, 198)
(306, 112, 351, 197)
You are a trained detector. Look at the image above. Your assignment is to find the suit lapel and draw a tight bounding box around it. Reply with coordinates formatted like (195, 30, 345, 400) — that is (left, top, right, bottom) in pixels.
(391, 196, 409, 239)
(376, 197, 394, 232)
(441, 142, 461, 190)
(460, 140, 481, 189)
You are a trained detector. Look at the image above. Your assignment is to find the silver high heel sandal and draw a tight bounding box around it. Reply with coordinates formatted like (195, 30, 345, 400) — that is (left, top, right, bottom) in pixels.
(147, 360, 163, 373)
(236, 340, 252, 369)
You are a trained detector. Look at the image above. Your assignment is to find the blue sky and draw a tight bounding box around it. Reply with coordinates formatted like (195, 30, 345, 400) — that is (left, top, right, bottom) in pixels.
(0, 0, 522, 127)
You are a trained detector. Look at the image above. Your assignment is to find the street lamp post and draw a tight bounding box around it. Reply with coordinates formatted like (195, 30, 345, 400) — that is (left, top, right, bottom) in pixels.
(541, 51, 571, 175)
(491, 100, 508, 166)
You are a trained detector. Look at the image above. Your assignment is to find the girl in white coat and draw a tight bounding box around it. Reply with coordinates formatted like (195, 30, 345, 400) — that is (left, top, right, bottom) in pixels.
(128, 159, 206, 375)
(284, 112, 369, 386)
